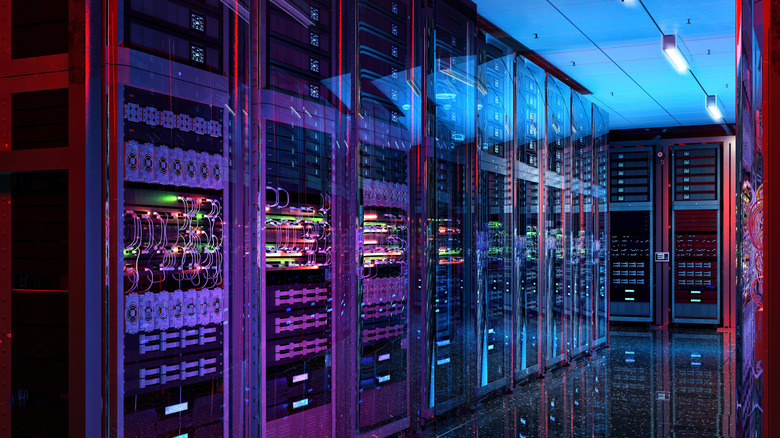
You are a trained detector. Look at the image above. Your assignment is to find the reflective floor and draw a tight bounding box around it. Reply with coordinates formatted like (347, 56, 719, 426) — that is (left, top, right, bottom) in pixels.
(425, 327, 736, 438)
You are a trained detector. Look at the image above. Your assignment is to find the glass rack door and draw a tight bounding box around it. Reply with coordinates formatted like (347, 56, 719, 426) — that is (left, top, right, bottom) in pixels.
(544, 76, 571, 368)
(474, 34, 513, 394)
(514, 56, 545, 380)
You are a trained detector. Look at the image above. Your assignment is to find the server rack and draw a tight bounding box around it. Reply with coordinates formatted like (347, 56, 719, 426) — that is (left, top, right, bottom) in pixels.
(474, 33, 513, 396)
(670, 144, 721, 324)
(354, 0, 415, 435)
(592, 104, 609, 347)
(259, 0, 341, 436)
(569, 91, 593, 359)
(514, 56, 545, 382)
(108, 0, 250, 436)
(418, 0, 478, 418)
(544, 75, 571, 369)
(608, 147, 654, 322)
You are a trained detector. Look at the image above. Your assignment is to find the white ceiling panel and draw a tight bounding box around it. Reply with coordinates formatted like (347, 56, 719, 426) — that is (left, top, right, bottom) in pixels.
(476, 0, 735, 129)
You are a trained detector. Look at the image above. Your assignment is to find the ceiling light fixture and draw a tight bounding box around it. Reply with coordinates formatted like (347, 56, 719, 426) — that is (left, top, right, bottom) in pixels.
(662, 34, 691, 73)
(705, 95, 724, 121)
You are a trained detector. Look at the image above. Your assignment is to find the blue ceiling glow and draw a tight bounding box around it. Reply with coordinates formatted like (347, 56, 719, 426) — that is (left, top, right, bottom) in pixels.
(474, 0, 736, 129)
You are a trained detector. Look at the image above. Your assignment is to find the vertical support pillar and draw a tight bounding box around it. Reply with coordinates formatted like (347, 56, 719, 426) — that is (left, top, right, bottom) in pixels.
(67, 0, 102, 435)
(654, 142, 670, 327)
(722, 140, 737, 329)
(332, 0, 358, 435)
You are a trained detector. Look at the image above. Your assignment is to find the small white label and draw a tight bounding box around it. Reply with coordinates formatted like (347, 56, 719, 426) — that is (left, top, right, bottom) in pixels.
(293, 398, 309, 409)
(165, 402, 189, 415)
(437, 357, 451, 365)
(292, 373, 309, 383)
(378, 353, 390, 362)
(378, 374, 390, 383)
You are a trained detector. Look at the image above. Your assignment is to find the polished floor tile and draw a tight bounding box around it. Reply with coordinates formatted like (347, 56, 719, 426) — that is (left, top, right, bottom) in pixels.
(424, 327, 736, 438)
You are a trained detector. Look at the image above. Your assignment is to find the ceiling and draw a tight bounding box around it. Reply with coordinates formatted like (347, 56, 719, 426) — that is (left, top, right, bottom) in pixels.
(474, 0, 736, 130)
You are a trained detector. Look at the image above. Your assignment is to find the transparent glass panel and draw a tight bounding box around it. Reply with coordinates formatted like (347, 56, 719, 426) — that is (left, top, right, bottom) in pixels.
(475, 35, 513, 391)
(545, 75, 571, 366)
(514, 56, 545, 377)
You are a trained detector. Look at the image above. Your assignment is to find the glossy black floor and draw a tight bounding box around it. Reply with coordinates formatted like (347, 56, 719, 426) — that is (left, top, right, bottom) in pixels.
(423, 327, 736, 438)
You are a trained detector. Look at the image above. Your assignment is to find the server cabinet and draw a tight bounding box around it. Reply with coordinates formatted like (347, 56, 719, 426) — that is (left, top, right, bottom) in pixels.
(608, 147, 654, 322)
(419, 0, 477, 417)
(569, 91, 594, 358)
(671, 144, 721, 324)
(544, 76, 571, 368)
(474, 33, 513, 396)
(592, 105, 609, 347)
(260, 1, 339, 435)
(514, 56, 545, 381)
(110, 0, 249, 435)
(355, 0, 414, 434)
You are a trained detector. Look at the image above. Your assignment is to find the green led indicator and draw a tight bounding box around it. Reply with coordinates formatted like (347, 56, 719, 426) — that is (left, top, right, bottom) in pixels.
(161, 194, 179, 204)
(267, 215, 323, 223)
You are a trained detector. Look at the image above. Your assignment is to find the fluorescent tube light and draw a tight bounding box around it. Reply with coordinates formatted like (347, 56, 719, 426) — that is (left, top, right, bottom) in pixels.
(706, 95, 725, 121)
(662, 35, 691, 73)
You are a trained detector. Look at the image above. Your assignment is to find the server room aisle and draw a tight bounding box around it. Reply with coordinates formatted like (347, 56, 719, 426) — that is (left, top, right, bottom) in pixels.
(423, 327, 736, 438)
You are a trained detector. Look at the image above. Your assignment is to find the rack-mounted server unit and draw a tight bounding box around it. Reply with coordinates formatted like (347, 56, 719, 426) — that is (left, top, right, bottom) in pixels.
(671, 144, 721, 324)
(608, 147, 654, 322)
